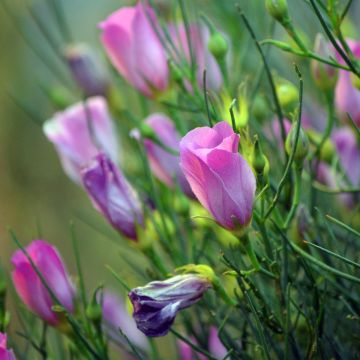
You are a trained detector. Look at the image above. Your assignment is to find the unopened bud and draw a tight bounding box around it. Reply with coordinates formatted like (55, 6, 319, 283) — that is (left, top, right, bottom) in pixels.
(208, 32, 228, 59)
(86, 302, 102, 322)
(252, 135, 269, 183)
(64, 43, 109, 97)
(265, 0, 289, 23)
(285, 122, 309, 165)
(311, 34, 338, 91)
(306, 130, 335, 163)
(252, 94, 269, 121)
(275, 78, 298, 114)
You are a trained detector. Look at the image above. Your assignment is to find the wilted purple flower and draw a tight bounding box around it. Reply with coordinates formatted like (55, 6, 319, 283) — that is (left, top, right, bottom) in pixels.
(100, 291, 148, 351)
(169, 23, 223, 92)
(180, 121, 256, 230)
(128, 274, 212, 337)
(64, 43, 110, 97)
(99, 3, 169, 98)
(138, 113, 193, 197)
(11, 240, 75, 326)
(0, 333, 16, 360)
(335, 40, 360, 126)
(81, 153, 143, 240)
(43, 97, 119, 183)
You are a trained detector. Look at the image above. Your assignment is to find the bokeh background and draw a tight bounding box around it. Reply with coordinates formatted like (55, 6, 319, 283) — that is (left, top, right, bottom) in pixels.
(0, 0, 359, 355)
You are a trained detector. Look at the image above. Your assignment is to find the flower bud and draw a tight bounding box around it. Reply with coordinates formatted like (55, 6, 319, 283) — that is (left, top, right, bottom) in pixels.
(81, 153, 144, 241)
(64, 43, 110, 97)
(306, 129, 335, 163)
(251, 135, 269, 183)
(11, 240, 75, 327)
(285, 121, 309, 165)
(208, 32, 228, 59)
(265, 0, 289, 23)
(275, 78, 298, 114)
(129, 274, 211, 337)
(311, 34, 338, 91)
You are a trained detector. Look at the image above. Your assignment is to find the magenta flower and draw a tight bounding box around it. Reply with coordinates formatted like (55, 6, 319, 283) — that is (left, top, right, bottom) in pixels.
(100, 291, 148, 351)
(99, 3, 169, 98)
(335, 40, 360, 126)
(317, 127, 360, 208)
(129, 274, 212, 337)
(81, 153, 143, 240)
(64, 43, 110, 97)
(43, 97, 119, 183)
(139, 113, 193, 197)
(208, 327, 227, 359)
(0, 333, 16, 360)
(178, 326, 227, 359)
(169, 23, 223, 91)
(180, 121, 256, 230)
(11, 240, 75, 326)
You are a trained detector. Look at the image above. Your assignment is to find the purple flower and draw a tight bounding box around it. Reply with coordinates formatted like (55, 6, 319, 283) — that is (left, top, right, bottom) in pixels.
(64, 43, 110, 97)
(11, 240, 75, 326)
(178, 326, 227, 360)
(335, 39, 360, 126)
(99, 3, 169, 98)
(317, 127, 360, 207)
(81, 153, 143, 240)
(180, 121, 256, 230)
(100, 291, 148, 351)
(140, 113, 193, 197)
(43, 97, 119, 183)
(0, 333, 16, 360)
(169, 23, 223, 92)
(208, 327, 228, 359)
(128, 274, 212, 337)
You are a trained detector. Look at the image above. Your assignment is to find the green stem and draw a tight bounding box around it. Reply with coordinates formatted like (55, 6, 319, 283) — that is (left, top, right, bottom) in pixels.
(283, 166, 302, 229)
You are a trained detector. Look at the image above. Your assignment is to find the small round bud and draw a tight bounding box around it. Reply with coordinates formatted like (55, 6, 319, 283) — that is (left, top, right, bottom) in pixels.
(251, 135, 270, 182)
(208, 32, 228, 59)
(275, 78, 298, 114)
(86, 302, 102, 322)
(265, 0, 289, 23)
(252, 94, 269, 121)
(285, 122, 309, 165)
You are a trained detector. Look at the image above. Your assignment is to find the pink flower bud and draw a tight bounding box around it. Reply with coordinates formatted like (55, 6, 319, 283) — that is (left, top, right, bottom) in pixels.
(11, 240, 75, 326)
(335, 39, 360, 126)
(169, 23, 223, 92)
(0, 333, 16, 360)
(99, 3, 169, 98)
(136, 113, 193, 197)
(81, 153, 143, 240)
(180, 121, 256, 230)
(64, 43, 110, 97)
(43, 97, 119, 183)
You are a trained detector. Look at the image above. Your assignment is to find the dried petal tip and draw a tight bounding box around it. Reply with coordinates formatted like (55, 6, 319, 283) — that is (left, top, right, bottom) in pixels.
(128, 274, 212, 337)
